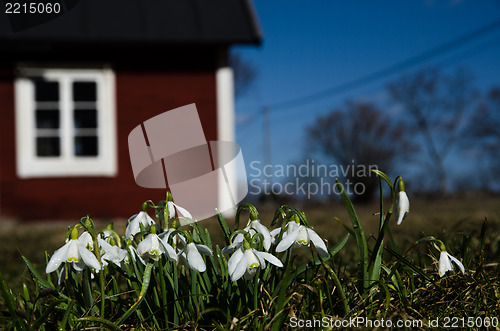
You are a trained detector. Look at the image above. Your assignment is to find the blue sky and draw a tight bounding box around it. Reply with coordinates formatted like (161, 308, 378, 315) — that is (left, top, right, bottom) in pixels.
(233, 0, 500, 190)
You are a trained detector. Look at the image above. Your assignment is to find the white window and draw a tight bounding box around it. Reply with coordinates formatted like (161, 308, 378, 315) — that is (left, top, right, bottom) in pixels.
(15, 66, 117, 178)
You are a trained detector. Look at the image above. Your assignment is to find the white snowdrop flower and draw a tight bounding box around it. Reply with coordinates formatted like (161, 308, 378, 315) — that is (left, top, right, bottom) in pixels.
(227, 247, 283, 281)
(438, 251, 465, 277)
(274, 221, 329, 258)
(126, 211, 156, 240)
(167, 201, 196, 225)
(222, 219, 272, 254)
(136, 233, 177, 264)
(181, 242, 212, 272)
(395, 191, 410, 225)
(46, 228, 101, 273)
(97, 238, 128, 267)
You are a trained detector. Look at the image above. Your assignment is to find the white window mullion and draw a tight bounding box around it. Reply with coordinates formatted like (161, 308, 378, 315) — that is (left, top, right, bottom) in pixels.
(100, 68, 117, 173)
(27, 80, 37, 160)
(60, 77, 73, 160)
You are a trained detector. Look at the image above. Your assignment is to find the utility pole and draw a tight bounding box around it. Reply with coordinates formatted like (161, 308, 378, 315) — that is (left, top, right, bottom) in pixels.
(262, 106, 272, 183)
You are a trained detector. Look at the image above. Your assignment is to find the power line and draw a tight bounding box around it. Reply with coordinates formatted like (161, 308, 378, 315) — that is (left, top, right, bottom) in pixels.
(237, 33, 500, 138)
(261, 17, 500, 112)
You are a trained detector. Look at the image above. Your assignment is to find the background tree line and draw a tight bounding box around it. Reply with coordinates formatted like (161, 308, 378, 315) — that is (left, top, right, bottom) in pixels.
(306, 66, 500, 201)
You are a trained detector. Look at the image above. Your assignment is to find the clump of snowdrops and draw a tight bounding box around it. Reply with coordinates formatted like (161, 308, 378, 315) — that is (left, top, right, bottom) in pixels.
(1, 170, 498, 330)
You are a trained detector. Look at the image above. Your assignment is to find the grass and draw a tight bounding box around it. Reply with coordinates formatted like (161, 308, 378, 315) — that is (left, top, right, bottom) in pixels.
(1, 193, 499, 329)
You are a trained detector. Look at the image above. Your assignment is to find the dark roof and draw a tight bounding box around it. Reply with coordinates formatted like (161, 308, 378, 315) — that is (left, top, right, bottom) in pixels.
(0, 0, 262, 46)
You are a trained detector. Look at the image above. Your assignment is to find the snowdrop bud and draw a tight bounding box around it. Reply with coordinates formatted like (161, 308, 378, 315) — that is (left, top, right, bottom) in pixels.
(398, 178, 405, 192)
(395, 178, 409, 225)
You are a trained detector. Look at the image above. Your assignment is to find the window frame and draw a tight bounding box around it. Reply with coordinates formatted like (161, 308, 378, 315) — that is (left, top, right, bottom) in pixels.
(15, 65, 117, 178)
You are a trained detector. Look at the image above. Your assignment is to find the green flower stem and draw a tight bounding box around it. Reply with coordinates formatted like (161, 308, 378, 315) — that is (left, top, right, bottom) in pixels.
(369, 176, 401, 268)
(158, 260, 168, 325)
(321, 261, 350, 316)
(253, 268, 260, 310)
(80, 216, 106, 317)
(336, 179, 369, 290)
(116, 262, 153, 326)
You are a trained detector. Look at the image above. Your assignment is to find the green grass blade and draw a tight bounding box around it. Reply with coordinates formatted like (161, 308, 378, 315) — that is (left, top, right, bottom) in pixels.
(82, 269, 95, 313)
(217, 210, 232, 246)
(0, 272, 27, 331)
(336, 179, 369, 290)
(31, 299, 67, 331)
(115, 262, 153, 326)
(329, 233, 350, 257)
(321, 261, 349, 316)
(76, 316, 121, 330)
(383, 245, 431, 281)
(22, 255, 54, 290)
(368, 239, 383, 286)
(59, 299, 76, 330)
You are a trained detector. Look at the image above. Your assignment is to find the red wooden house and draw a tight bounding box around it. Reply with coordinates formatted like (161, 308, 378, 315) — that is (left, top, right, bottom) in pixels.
(0, 0, 261, 220)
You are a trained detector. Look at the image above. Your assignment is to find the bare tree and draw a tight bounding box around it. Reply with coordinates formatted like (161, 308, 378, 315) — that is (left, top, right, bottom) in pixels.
(307, 101, 415, 202)
(387, 67, 477, 194)
(467, 87, 500, 190)
(230, 51, 257, 98)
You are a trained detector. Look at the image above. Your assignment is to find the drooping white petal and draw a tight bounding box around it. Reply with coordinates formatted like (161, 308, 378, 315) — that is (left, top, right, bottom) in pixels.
(173, 202, 193, 219)
(396, 191, 410, 225)
(125, 221, 140, 241)
(438, 251, 453, 277)
(78, 232, 94, 250)
(243, 250, 261, 279)
(276, 223, 300, 252)
(78, 243, 101, 270)
(227, 247, 244, 275)
(221, 245, 234, 255)
(307, 228, 329, 257)
(195, 244, 213, 256)
(186, 243, 206, 272)
(230, 250, 247, 281)
(222, 233, 244, 254)
(136, 236, 151, 256)
(98, 238, 127, 266)
(270, 228, 281, 244)
(173, 203, 196, 225)
(160, 228, 186, 247)
(160, 241, 178, 262)
(244, 267, 258, 280)
(251, 221, 272, 251)
(254, 250, 283, 268)
(98, 237, 113, 252)
(447, 252, 465, 274)
(117, 248, 129, 263)
(73, 260, 85, 272)
(126, 211, 155, 239)
(46, 241, 71, 273)
(295, 226, 310, 246)
(253, 249, 267, 268)
(167, 201, 176, 220)
(245, 250, 260, 268)
(57, 265, 66, 285)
